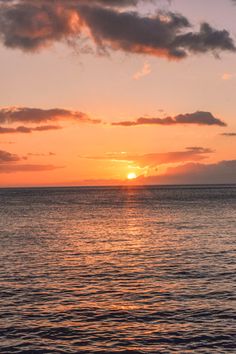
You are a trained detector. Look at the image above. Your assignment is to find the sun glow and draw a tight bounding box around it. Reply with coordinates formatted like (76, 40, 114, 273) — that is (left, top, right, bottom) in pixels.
(127, 172, 137, 180)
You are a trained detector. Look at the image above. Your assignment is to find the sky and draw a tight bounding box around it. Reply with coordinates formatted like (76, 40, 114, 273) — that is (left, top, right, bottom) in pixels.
(0, 0, 236, 186)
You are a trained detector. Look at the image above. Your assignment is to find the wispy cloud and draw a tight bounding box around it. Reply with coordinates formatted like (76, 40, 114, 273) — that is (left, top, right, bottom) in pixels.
(0, 149, 60, 173)
(112, 111, 226, 127)
(84, 147, 213, 168)
(0, 164, 59, 173)
(28, 152, 56, 157)
(133, 62, 151, 80)
(221, 73, 236, 81)
(0, 125, 62, 134)
(0, 1, 235, 60)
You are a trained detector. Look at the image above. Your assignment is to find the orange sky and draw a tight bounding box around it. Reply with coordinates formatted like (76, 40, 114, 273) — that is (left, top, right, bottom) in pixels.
(0, 0, 236, 186)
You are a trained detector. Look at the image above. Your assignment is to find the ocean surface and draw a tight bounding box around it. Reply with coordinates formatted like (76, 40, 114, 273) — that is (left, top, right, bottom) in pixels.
(0, 185, 236, 353)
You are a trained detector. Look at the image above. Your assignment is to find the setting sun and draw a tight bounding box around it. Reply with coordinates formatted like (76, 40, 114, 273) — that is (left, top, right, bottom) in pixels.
(127, 172, 137, 180)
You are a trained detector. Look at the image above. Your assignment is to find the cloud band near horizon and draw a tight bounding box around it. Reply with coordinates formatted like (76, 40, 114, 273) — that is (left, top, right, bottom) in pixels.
(84, 147, 213, 169)
(136, 160, 236, 185)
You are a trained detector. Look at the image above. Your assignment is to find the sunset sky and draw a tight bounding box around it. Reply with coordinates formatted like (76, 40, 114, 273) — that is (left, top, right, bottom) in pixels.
(0, 0, 236, 186)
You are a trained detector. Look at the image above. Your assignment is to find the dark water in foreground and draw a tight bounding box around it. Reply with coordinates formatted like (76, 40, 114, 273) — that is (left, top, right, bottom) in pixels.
(0, 185, 236, 353)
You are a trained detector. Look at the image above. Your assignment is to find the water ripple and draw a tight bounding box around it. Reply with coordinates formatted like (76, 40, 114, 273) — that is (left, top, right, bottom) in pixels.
(0, 186, 236, 353)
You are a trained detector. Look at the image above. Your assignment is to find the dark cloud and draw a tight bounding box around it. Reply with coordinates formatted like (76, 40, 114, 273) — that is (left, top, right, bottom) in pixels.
(0, 0, 144, 8)
(0, 108, 227, 134)
(0, 0, 235, 59)
(77, 0, 141, 7)
(0, 125, 62, 134)
(136, 160, 236, 185)
(112, 111, 226, 127)
(79, 6, 235, 59)
(0, 107, 100, 124)
(85, 147, 213, 167)
(0, 149, 20, 163)
(221, 132, 236, 137)
(0, 0, 146, 51)
(32, 125, 62, 131)
(172, 22, 236, 55)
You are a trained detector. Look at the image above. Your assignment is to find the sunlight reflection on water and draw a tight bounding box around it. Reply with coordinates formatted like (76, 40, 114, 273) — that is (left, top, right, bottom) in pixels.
(0, 186, 236, 353)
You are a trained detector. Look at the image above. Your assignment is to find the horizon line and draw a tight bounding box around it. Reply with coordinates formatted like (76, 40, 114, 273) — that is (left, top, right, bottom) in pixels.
(1, 183, 236, 190)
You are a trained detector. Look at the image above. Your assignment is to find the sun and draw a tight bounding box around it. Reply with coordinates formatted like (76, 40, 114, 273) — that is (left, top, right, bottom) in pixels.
(127, 172, 137, 180)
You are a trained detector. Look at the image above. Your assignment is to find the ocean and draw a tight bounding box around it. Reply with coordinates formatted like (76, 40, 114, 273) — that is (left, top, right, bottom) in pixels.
(0, 185, 236, 353)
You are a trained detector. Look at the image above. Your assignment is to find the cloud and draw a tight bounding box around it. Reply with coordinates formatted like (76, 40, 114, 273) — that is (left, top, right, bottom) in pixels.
(0, 107, 100, 124)
(221, 72, 236, 80)
(0, 163, 59, 173)
(136, 160, 236, 185)
(78, 6, 236, 59)
(222, 73, 233, 80)
(0, 108, 227, 135)
(112, 111, 226, 127)
(0, 0, 157, 7)
(133, 62, 151, 80)
(28, 152, 56, 156)
(0, 1, 235, 60)
(85, 147, 213, 167)
(72, 159, 236, 186)
(221, 132, 236, 137)
(77, 0, 142, 7)
(0, 149, 20, 163)
(0, 148, 60, 173)
(0, 125, 62, 134)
